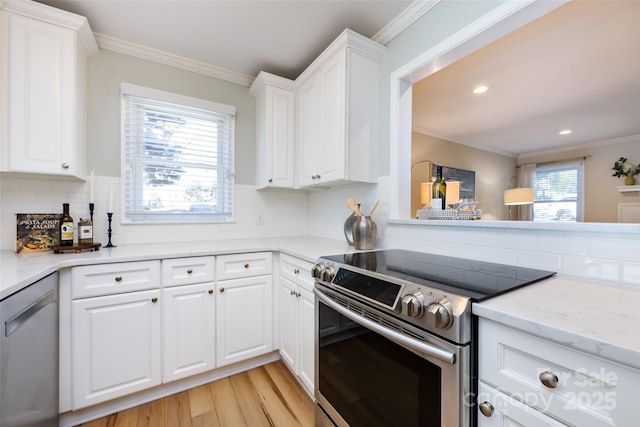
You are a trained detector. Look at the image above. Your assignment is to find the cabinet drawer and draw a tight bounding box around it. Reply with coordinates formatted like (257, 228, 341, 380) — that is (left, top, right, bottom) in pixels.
(280, 253, 314, 291)
(72, 261, 161, 299)
(480, 319, 640, 427)
(216, 252, 272, 280)
(162, 256, 215, 287)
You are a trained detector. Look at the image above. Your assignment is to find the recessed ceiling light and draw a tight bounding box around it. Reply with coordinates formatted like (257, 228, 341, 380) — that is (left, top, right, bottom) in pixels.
(473, 85, 489, 94)
(558, 129, 572, 135)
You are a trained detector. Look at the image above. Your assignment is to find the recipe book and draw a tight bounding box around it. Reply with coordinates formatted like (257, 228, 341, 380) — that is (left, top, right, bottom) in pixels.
(15, 213, 61, 253)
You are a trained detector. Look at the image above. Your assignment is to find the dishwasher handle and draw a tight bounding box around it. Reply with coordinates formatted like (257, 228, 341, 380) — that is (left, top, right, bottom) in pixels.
(5, 290, 56, 337)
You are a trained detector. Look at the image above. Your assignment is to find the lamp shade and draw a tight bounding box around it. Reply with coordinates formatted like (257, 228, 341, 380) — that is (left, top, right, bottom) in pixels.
(446, 181, 460, 205)
(420, 182, 432, 204)
(504, 187, 534, 205)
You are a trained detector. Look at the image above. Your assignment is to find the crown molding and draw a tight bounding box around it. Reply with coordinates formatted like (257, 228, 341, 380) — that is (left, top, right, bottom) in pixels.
(372, 0, 441, 45)
(2, 0, 98, 56)
(90, 1, 437, 87)
(94, 33, 254, 87)
(518, 134, 640, 160)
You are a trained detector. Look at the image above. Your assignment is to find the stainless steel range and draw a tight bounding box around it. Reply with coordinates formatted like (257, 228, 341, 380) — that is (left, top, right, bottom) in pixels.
(312, 249, 555, 427)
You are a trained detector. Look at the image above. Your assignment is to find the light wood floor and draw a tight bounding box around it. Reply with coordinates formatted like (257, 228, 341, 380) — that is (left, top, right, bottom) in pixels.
(76, 361, 314, 427)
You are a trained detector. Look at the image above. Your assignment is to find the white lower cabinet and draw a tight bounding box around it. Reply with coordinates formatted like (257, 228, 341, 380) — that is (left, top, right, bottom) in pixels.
(71, 289, 161, 409)
(162, 282, 216, 382)
(279, 254, 315, 396)
(215, 275, 273, 367)
(477, 382, 566, 427)
(478, 318, 640, 427)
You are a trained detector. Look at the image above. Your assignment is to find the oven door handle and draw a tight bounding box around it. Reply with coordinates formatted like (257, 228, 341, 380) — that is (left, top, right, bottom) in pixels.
(314, 288, 456, 365)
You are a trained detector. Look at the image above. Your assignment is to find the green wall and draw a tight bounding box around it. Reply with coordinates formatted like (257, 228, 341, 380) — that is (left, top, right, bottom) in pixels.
(87, 50, 256, 185)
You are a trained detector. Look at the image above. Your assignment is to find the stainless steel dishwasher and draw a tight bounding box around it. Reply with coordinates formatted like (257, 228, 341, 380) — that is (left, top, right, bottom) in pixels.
(0, 272, 59, 427)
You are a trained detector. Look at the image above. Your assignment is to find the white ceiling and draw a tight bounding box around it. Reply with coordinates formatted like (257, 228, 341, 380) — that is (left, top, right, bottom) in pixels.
(36, 0, 413, 81)
(412, 0, 640, 158)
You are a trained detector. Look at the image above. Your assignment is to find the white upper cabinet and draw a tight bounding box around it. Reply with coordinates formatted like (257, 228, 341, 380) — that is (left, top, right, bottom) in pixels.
(251, 72, 296, 189)
(0, 1, 98, 178)
(296, 30, 385, 188)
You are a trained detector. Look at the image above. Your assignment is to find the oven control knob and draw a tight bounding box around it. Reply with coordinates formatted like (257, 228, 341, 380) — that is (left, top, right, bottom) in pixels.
(401, 291, 425, 317)
(321, 265, 336, 282)
(311, 263, 325, 279)
(425, 299, 453, 329)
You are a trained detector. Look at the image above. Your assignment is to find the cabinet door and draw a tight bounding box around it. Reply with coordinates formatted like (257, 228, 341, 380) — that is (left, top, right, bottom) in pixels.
(318, 51, 347, 184)
(264, 86, 295, 188)
(4, 13, 78, 175)
(296, 76, 321, 187)
(279, 277, 298, 371)
(162, 283, 216, 382)
(216, 275, 273, 367)
(71, 290, 161, 409)
(299, 287, 315, 396)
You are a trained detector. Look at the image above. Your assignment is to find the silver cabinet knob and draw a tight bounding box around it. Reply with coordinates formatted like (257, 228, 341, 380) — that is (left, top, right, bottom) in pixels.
(539, 371, 559, 388)
(115, 276, 123, 282)
(151, 297, 158, 303)
(268, 178, 273, 183)
(244, 263, 249, 269)
(219, 287, 225, 293)
(208, 289, 214, 294)
(61, 163, 70, 169)
(186, 268, 193, 274)
(479, 402, 495, 417)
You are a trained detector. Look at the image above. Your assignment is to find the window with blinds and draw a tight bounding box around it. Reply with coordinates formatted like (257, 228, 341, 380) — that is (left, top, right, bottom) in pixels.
(121, 83, 235, 223)
(532, 161, 584, 222)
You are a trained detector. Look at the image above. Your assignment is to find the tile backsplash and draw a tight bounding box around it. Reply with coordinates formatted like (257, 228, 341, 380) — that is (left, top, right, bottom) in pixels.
(0, 175, 309, 251)
(2, 174, 639, 287)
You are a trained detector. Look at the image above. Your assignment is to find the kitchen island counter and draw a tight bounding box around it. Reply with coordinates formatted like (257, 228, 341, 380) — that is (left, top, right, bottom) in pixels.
(0, 236, 354, 300)
(474, 275, 640, 370)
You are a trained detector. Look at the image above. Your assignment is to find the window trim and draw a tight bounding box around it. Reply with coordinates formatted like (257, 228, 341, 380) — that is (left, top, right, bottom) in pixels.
(120, 83, 235, 224)
(532, 160, 584, 222)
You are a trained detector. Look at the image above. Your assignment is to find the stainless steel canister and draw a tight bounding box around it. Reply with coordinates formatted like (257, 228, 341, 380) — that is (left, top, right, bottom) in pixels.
(352, 216, 377, 250)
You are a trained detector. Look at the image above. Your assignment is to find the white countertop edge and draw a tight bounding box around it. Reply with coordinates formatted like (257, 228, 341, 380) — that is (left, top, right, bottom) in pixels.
(473, 276, 640, 370)
(0, 236, 356, 300)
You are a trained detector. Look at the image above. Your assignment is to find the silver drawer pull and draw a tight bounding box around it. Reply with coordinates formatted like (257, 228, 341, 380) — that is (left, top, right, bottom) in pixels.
(115, 276, 123, 282)
(208, 289, 214, 295)
(244, 263, 249, 269)
(479, 402, 495, 417)
(151, 297, 158, 303)
(220, 287, 225, 293)
(186, 269, 193, 274)
(539, 371, 559, 388)
(61, 163, 70, 169)
(294, 268, 300, 275)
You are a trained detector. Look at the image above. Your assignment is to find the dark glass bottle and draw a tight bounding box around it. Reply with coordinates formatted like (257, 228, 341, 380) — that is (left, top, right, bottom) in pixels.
(60, 203, 74, 246)
(432, 166, 447, 209)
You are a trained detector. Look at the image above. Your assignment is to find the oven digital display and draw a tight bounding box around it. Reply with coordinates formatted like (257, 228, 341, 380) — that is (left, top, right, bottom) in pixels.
(332, 268, 402, 309)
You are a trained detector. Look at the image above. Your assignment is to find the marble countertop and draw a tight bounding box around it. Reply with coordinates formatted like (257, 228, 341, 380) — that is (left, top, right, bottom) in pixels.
(3, 237, 639, 370)
(473, 276, 640, 370)
(0, 236, 354, 300)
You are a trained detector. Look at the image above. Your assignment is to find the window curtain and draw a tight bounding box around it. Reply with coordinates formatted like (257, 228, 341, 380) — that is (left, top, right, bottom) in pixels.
(518, 163, 536, 220)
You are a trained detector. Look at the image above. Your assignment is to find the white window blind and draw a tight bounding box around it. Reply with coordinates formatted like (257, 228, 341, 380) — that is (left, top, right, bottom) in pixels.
(121, 83, 235, 223)
(532, 161, 584, 222)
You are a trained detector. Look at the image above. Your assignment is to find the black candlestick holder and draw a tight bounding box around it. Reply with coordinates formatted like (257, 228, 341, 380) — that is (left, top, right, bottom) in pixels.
(89, 203, 94, 223)
(105, 212, 117, 248)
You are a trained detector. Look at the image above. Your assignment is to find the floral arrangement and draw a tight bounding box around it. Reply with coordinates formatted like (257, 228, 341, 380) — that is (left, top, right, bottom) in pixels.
(611, 157, 640, 178)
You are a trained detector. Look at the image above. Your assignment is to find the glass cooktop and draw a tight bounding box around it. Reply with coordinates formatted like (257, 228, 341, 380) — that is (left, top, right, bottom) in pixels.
(321, 249, 556, 301)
